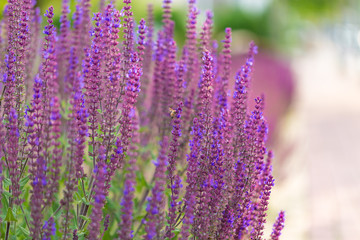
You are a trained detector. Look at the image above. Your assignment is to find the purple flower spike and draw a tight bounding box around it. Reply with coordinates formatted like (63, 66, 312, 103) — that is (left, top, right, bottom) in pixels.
(3, 0, 31, 118)
(145, 137, 169, 239)
(57, 0, 71, 96)
(198, 50, 214, 115)
(0, 0, 285, 238)
(30, 156, 47, 239)
(84, 11, 103, 166)
(137, 18, 147, 64)
(137, 4, 154, 119)
(251, 174, 274, 239)
(218, 205, 235, 239)
(108, 64, 142, 186)
(7, 108, 21, 205)
(0, 120, 4, 206)
(118, 113, 140, 240)
(149, 30, 165, 125)
(180, 118, 201, 239)
(183, 5, 199, 90)
(217, 27, 232, 110)
(270, 211, 285, 240)
(165, 102, 183, 238)
(42, 217, 56, 240)
(73, 229, 78, 240)
(102, 214, 110, 238)
(121, 0, 134, 83)
(162, 0, 172, 25)
(89, 152, 107, 240)
(67, 63, 88, 180)
(199, 10, 213, 51)
(46, 96, 62, 206)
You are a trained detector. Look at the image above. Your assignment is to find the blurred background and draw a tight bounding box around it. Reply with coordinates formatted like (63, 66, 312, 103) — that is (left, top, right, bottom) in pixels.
(2, 0, 360, 239)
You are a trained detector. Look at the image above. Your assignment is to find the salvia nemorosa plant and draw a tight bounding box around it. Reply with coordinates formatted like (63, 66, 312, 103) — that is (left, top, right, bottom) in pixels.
(0, 0, 285, 239)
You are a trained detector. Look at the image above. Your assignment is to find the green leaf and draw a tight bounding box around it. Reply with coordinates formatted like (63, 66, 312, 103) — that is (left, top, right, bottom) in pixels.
(19, 226, 30, 236)
(1, 194, 8, 213)
(5, 207, 17, 222)
(19, 175, 30, 187)
(79, 215, 91, 222)
(74, 192, 81, 201)
(135, 171, 150, 193)
(2, 191, 12, 200)
(88, 145, 93, 155)
(77, 229, 87, 238)
(81, 197, 90, 205)
(3, 177, 11, 187)
(134, 214, 147, 222)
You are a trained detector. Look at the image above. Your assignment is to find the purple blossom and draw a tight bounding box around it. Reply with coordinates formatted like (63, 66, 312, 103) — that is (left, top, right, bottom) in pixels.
(145, 137, 169, 239)
(183, 5, 199, 90)
(42, 217, 56, 240)
(271, 211, 286, 240)
(118, 114, 140, 240)
(0, 1, 285, 239)
(89, 148, 107, 240)
(7, 108, 21, 205)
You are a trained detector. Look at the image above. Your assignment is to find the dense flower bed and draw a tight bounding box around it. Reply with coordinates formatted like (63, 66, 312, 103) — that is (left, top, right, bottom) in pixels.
(0, 0, 285, 239)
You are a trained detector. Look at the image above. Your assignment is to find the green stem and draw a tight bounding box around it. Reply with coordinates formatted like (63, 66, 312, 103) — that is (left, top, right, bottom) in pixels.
(20, 205, 30, 230)
(5, 221, 10, 240)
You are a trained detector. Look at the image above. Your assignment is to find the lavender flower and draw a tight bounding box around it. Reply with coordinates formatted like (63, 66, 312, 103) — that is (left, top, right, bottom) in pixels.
(102, 214, 110, 237)
(0, 1, 286, 239)
(73, 229, 78, 240)
(89, 147, 107, 240)
(137, 18, 147, 64)
(137, 4, 153, 120)
(0, 120, 4, 208)
(30, 155, 47, 239)
(101, 5, 121, 161)
(121, 0, 135, 85)
(162, 0, 172, 25)
(199, 10, 213, 51)
(271, 211, 286, 240)
(149, 30, 165, 125)
(43, 217, 56, 240)
(38, 9, 61, 204)
(46, 96, 62, 206)
(217, 205, 235, 239)
(57, 0, 71, 96)
(145, 137, 169, 239)
(183, 5, 199, 91)
(165, 103, 183, 238)
(67, 57, 88, 179)
(109, 64, 142, 183)
(3, 0, 31, 118)
(216, 27, 232, 110)
(250, 174, 274, 239)
(84, 11, 103, 166)
(180, 118, 202, 239)
(60, 141, 78, 238)
(25, 6, 41, 100)
(118, 113, 140, 240)
(79, 0, 92, 53)
(7, 108, 21, 205)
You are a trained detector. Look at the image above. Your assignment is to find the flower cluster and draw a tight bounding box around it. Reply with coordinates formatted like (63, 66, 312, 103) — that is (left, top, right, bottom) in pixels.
(0, 0, 285, 239)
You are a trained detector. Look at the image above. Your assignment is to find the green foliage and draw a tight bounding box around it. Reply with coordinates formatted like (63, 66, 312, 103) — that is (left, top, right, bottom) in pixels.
(284, 0, 345, 20)
(5, 208, 16, 222)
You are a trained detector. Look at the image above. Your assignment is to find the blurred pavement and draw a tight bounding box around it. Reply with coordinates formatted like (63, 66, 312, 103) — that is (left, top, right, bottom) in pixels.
(270, 32, 360, 240)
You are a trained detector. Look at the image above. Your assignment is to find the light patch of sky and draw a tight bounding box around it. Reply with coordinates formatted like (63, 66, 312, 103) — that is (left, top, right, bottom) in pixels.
(150, 0, 193, 8)
(236, 0, 272, 14)
(150, 0, 271, 14)
(149, 0, 214, 11)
